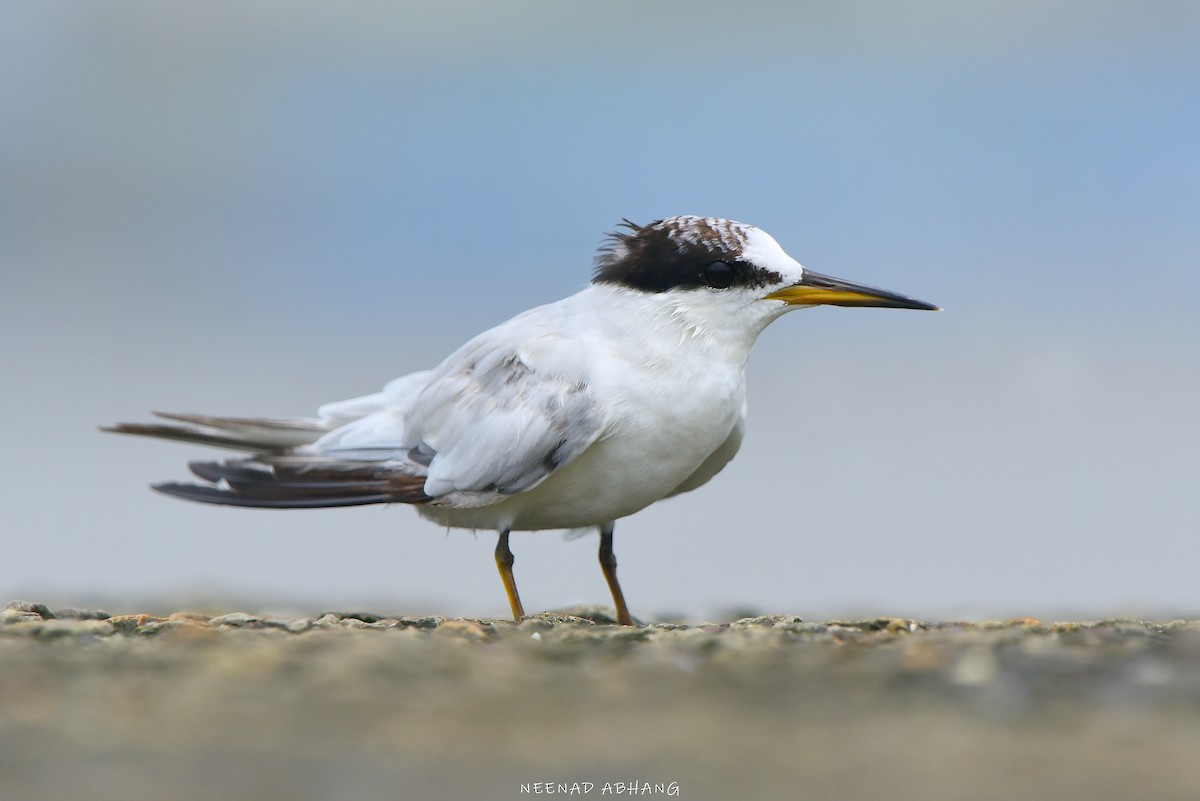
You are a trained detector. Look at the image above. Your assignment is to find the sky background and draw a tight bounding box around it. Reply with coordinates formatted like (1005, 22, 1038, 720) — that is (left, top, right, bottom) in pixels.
(3, 2, 1198, 620)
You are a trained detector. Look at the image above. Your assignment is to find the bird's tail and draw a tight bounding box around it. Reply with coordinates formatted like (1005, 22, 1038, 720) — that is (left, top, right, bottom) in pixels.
(103, 411, 331, 452)
(103, 412, 430, 509)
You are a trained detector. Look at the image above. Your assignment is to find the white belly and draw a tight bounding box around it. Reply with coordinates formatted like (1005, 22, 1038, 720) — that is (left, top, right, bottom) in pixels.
(419, 364, 746, 532)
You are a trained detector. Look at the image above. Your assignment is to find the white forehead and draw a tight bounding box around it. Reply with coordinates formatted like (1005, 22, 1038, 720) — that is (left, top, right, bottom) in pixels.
(738, 223, 803, 281)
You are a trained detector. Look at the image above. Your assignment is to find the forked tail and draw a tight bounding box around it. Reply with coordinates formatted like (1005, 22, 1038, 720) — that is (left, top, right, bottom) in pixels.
(104, 412, 430, 509)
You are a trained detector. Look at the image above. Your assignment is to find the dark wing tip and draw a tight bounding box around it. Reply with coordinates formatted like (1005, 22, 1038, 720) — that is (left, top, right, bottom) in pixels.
(149, 457, 432, 509)
(151, 480, 395, 509)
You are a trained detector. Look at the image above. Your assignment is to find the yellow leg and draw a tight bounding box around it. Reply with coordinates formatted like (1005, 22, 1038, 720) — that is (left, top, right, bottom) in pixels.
(495, 529, 525, 623)
(598, 523, 633, 625)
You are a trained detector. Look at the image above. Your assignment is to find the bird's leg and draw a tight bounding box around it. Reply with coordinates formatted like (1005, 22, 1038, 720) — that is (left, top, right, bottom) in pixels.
(494, 529, 525, 623)
(598, 522, 633, 626)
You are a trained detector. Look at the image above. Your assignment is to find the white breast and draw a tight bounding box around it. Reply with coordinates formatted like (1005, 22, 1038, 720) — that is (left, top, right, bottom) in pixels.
(417, 286, 752, 531)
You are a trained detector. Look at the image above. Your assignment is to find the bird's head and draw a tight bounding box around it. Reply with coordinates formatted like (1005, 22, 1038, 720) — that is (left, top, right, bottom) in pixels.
(593, 216, 937, 339)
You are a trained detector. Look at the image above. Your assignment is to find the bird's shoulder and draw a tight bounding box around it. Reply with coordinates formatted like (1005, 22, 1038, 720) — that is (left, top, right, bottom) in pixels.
(423, 293, 599, 389)
(400, 296, 607, 498)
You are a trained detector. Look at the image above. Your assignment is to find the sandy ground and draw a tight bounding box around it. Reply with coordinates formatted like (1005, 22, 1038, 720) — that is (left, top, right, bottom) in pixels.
(2, 601, 1199, 801)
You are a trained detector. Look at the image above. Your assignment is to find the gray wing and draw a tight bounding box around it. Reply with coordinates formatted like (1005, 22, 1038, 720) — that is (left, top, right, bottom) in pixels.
(394, 317, 604, 505)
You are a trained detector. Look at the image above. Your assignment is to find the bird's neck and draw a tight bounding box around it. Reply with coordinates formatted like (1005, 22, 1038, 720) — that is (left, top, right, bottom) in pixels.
(580, 285, 781, 370)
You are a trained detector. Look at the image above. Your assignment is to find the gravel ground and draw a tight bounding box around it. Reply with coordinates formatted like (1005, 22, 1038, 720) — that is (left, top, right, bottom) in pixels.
(2, 600, 1199, 801)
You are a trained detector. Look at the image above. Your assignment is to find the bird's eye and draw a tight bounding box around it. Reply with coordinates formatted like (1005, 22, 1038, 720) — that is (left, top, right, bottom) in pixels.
(703, 261, 735, 289)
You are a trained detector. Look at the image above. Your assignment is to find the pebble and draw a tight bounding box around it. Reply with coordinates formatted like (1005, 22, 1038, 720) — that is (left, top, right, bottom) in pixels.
(730, 614, 804, 629)
(1, 608, 44, 625)
(209, 612, 267, 628)
(36, 620, 114, 640)
(434, 620, 492, 641)
(105, 615, 169, 634)
(210, 613, 296, 633)
(3, 600, 54, 619)
(139, 619, 212, 636)
(53, 608, 112, 620)
(319, 611, 384, 623)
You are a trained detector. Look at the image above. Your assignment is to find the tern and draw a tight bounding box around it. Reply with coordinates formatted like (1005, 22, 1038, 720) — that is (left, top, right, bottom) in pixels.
(107, 216, 937, 624)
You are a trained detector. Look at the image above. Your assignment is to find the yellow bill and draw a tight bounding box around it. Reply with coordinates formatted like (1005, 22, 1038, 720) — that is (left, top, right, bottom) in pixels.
(764, 270, 939, 310)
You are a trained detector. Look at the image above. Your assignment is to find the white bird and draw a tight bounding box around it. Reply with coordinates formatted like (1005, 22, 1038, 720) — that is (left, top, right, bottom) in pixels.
(106, 216, 937, 624)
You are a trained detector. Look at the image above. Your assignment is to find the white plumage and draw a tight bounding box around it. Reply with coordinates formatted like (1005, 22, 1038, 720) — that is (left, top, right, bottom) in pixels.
(108, 216, 936, 623)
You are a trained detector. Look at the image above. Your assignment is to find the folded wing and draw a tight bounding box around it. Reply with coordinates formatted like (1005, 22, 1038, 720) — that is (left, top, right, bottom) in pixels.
(106, 305, 606, 511)
(401, 324, 602, 501)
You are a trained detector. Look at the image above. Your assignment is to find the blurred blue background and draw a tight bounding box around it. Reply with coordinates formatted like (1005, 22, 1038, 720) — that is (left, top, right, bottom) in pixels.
(3, 1, 1198, 619)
